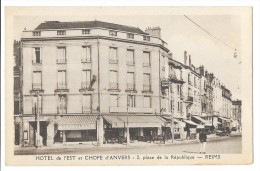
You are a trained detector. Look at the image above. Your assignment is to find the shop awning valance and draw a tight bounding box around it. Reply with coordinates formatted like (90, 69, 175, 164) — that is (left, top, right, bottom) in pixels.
(103, 115, 166, 128)
(218, 117, 231, 122)
(191, 115, 207, 124)
(183, 119, 199, 126)
(57, 115, 98, 130)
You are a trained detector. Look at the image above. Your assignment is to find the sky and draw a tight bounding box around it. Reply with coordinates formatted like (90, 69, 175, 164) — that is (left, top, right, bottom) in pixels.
(14, 14, 241, 99)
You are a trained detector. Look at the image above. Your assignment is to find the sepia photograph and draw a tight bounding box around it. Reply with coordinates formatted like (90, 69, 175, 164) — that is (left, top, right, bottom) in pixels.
(4, 6, 253, 166)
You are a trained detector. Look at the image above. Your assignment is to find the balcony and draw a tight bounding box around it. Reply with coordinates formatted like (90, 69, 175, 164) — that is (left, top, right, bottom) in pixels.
(81, 58, 91, 63)
(57, 106, 66, 114)
(109, 82, 119, 90)
(81, 82, 91, 90)
(168, 74, 185, 84)
(143, 84, 151, 92)
(57, 82, 67, 89)
(109, 59, 118, 64)
(56, 58, 67, 64)
(82, 106, 92, 113)
(32, 83, 42, 90)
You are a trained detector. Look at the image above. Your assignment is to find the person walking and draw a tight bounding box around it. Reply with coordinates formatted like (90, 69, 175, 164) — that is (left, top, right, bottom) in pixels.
(199, 129, 207, 154)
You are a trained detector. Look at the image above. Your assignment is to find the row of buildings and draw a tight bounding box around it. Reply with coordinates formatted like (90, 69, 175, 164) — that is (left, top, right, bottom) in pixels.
(13, 20, 242, 147)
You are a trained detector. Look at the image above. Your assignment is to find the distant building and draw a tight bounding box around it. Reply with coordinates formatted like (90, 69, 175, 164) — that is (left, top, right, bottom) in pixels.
(232, 100, 242, 131)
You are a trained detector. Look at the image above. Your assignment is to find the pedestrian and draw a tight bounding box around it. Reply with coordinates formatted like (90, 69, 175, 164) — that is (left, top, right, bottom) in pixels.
(199, 129, 207, 154)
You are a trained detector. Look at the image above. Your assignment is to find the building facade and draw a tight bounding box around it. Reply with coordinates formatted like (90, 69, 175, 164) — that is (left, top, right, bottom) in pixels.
(232, 100, 242, 131)
(20, 21, 171, 146)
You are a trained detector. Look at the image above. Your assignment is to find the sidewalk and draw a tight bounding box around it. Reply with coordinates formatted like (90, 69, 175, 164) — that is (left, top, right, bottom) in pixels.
(15, 133, 241, 151)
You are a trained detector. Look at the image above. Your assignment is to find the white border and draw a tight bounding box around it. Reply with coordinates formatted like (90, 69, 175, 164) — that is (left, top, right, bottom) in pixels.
(1, 0, 259, 171)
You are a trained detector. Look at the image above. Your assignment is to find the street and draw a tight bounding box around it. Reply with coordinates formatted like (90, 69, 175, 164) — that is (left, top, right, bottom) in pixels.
(15, 135, 241, 155)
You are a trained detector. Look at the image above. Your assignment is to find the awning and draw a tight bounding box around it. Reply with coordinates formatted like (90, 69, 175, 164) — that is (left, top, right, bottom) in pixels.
(183, 119, 199, 126)
(191, 115, 207, 123)
(219, 117, 231, 122)
(103, 115, 166, 128)
(57, 115, 98, 130)
(165, 119, 186, 127)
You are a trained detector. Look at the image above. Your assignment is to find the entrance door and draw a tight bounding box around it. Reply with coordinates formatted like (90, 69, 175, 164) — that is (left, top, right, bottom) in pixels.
(29, 123, 36, 146)
(15, 124, 20, 145)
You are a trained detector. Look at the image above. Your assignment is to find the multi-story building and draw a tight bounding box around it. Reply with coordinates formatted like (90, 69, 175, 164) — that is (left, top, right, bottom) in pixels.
(19, 20, 171, 146)
(14, 40, 22, 146)
(232, 100, 242, 132)
(219, 85, 233, 127)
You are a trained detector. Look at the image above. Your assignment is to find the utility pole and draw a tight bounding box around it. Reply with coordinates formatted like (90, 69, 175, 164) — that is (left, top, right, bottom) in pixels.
(36, 91, 40, 148)
(171, 90, 174, 143)
(126, 100, 130, 146)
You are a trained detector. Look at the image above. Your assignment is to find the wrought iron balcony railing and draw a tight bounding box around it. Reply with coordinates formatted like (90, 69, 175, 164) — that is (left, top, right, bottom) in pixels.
(32, 83, 42, 90)
(109, 82, 119, 90)
(81, 82, 91, 89)
(143, 84, 151, 91)
(82, 106, 92, 113)
(57, 82, 67, 89)
(126, 83, 135, 91)
(56, 58, 67, 64)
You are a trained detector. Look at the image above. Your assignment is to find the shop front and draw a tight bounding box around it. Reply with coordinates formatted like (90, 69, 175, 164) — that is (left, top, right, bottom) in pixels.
(183, 119, 198, 139)
(103, 115, 166, 144)
(54, 115, 98, 144)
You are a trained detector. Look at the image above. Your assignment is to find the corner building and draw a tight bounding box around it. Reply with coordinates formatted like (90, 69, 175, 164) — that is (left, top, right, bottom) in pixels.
(20, 21, 170, 146)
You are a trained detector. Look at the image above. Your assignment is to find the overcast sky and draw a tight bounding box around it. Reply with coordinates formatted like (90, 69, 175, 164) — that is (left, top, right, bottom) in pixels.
(14, 14, 241, 99)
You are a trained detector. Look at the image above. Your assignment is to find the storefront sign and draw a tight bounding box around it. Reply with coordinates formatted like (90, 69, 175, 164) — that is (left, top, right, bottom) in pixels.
(59, 123, 96, 130)
(111, 122, 163, 128)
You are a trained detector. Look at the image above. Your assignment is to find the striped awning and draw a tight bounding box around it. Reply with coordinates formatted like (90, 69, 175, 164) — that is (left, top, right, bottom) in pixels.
(58, 115, 98, 130)
(103, 115, 166, 128)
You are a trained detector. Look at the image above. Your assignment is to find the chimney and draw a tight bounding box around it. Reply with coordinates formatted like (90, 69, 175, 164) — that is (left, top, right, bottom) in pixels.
(205, 70, 208, 77)
(145, 26, 161, 38)
(184, 51, 187, 65)
(199, 65, 204, 76)
(189, 55, 191, 67)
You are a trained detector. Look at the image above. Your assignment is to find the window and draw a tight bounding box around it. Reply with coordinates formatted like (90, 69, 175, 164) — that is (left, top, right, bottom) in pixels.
(177, 85, 180, 94)
(177, 102, 180, 111)
(82, 29, 90, 35)
(127, 33, 134, 39)
(143, 73, 151, 91)
(127, 95, 135, 107)
(82, 46, 91, 62)
(33, 47, 41, 64)
(82, 70, 91, 89)
(57, 47, 66, 63)
(58, 95, 67, 114)
(162, 55, 166, 71)
(57, 30, 66, 36)
(188, 74, 191, 85)
(14, 77, 20, 90)
(109, 30, 117, 36)
(127, 72, 135, 90)
(82, 94, 91, 113)
(143, 51, 151, 66)
(109, 47, 118, 63)
(144, 96, 151, 108)
(143, 36, 150, 41)
(57, 70, 66, 89)
(14, 101, 19, 115)
(126, 49, 134, 65)
(109, 70, 118, 89)
(33, 31, 41, 36)
(110, 94, 118, 107)
(194, 91, 196, 101)
(33, 71, 42, 90)
(194, 77, 197, 87)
